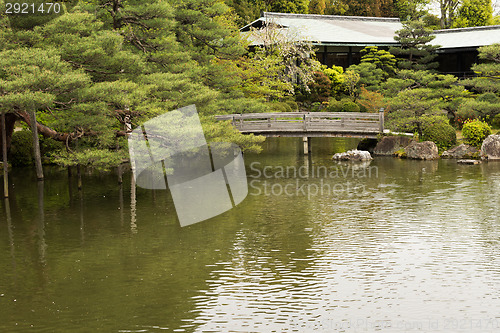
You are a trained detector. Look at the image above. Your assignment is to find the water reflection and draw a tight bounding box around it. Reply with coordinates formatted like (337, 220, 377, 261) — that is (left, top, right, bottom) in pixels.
(130, 172, 137, 233)
(4, 198, 16, 284)
(0, 139, 499, 333)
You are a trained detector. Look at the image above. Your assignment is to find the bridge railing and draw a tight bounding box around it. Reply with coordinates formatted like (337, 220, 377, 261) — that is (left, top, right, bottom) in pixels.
(215, 110, 384, 134)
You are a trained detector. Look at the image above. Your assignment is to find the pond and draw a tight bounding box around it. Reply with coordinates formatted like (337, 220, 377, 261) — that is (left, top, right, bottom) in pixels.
(1, 137, 500, 332)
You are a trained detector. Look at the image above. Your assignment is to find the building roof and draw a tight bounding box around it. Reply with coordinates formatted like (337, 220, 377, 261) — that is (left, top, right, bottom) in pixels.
(241, 12, 403, 47)
(431, 25, 500, 51)
(242, 12, 500, 51)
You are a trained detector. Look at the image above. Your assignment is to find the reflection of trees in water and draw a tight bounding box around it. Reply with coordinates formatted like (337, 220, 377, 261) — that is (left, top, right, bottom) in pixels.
(255, 137, 360, 160)
(3, 198, 17, 285)
(0, 166, 251, 331)
(36, 181, 47, 267)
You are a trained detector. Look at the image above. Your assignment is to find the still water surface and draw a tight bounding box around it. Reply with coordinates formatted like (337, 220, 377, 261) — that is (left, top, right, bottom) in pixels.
(1, 138, 500, 332)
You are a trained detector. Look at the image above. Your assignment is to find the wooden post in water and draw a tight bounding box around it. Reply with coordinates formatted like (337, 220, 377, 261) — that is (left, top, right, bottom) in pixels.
(379, 108, 385, 133)
(303, 137, 309, 155)
(1, 111, 8, 197)
(29, 110, 44, 180)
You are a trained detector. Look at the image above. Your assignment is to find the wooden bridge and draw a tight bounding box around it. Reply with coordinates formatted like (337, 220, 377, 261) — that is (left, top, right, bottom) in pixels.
(215, 110, 385, 154)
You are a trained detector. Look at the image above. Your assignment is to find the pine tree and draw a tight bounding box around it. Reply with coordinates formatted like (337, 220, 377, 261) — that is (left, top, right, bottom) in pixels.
(382, 70, 469, 134)
(459, 44, 500, 123)
(360, 46, 397, 77)
(389, 20, 440, 71)
(1, 0, 267, 171)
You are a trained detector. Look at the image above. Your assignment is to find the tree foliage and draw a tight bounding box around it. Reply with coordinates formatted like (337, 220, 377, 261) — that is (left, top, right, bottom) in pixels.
(390, 20, 440, 71)
(462, 119, 492, 147)
(0, 0, 267, 170)
(382, 70, 469, 135)
(346, 62, 385, 91)
(393, 0, 430, 20)
(248, 22, 321, 95)
(322, 65, 345, 97)
(360, 46, 397, 77)
(437, 0, 461, 28)
(453, 0, 494, 27)
(343, 70, 360, 101)
(460, 44, 500, 124)
(340, 0, 398, 17)
(309, 0, 326, 14)
(357, 87, 386, 112)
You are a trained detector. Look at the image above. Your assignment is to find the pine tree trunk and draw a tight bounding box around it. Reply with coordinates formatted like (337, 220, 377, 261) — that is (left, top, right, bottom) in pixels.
(0, 113, 16, 157)
(29, 110, 44, 180)
(2, 111, 9, 198)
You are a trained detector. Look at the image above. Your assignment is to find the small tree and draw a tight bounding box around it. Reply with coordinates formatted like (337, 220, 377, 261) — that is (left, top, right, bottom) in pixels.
(322, 65, 345, 98)
(343, 70, 360, 101)
(389, 20, 440, 71)
(308, 71, 332, 103)
(357, 87, 386, 113)
(360, 46, 397, 77)
(461, 44, 500, 124)
(248, 20, 321, 94)
(382, 70, 470, 135)
(463, 44, 500, 94)
(236, 49, 292, 101)
(347, 63, 385, 91)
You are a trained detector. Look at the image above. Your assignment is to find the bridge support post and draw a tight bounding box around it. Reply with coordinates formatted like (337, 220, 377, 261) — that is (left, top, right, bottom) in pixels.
(379, 108, 385, 133)
(303, 137, 311, 155)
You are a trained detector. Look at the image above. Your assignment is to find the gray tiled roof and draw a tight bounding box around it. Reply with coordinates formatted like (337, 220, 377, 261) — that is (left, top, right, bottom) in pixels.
(431, 25, 500, 50)
(242, 12, 403, 46)
(243, 12, 500, 50)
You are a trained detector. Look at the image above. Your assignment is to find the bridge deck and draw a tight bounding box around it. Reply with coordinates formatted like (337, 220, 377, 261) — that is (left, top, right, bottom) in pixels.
(215, 111, 384, 138)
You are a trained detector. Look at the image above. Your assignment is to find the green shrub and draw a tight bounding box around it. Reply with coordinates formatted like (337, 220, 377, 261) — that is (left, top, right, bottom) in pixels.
(325, 99, 343, 112)
(9, 130, 63, 166)
(341, 101, 360, 112)
(394, 148, 407, 158)
(421, 116, 457, 151)
(477, 92, 500, 104)
(358, 103, 368, 113)
(309, 71, 332, 103)
(269, 101, 292, 113)
(9, 130, 33, 166)
(455, 108, 479, 128)
(492, 113, 500, 129)
(462, 119, 492, 147)
(284, 100, 298, 111)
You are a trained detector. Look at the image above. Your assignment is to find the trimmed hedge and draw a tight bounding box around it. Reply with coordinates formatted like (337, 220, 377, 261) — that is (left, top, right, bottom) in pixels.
(462, 119, 492, 147)
(421, 117, 457, 151)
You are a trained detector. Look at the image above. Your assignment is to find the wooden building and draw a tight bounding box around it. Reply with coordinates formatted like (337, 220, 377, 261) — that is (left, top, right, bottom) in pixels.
(241, 12, 500, 76)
